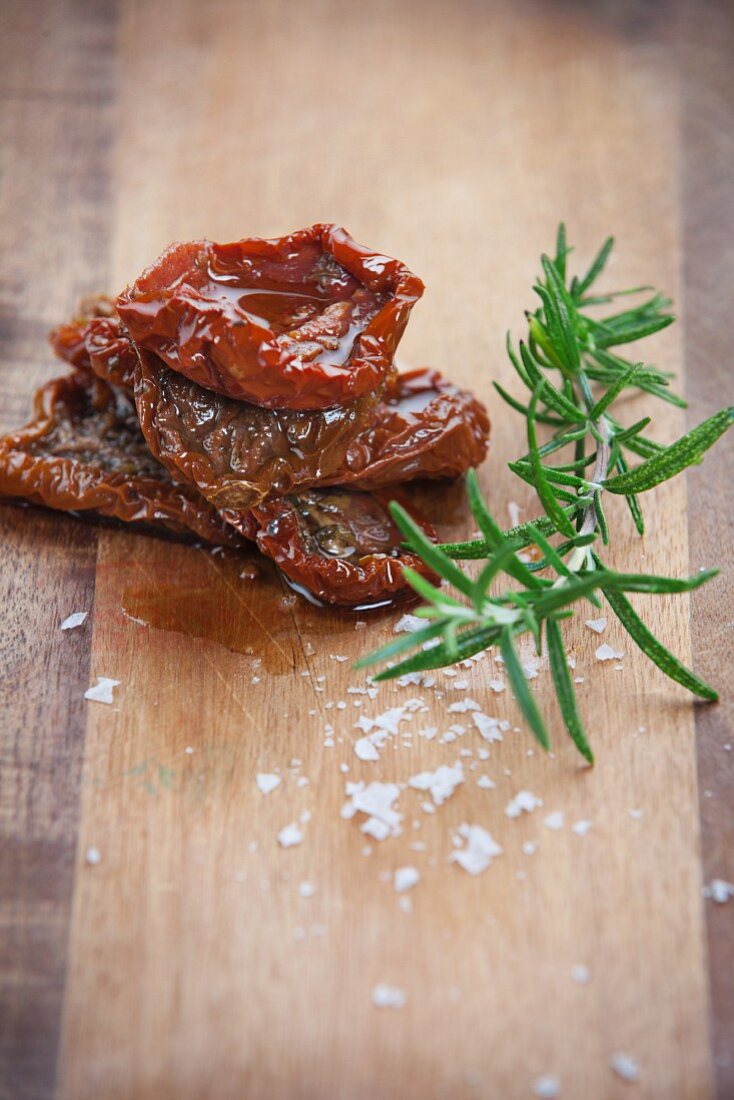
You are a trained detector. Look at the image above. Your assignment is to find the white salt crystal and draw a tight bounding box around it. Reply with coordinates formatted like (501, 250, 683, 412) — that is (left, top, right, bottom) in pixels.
(85, 846, 101, 866)
(298, 881, 315, 898)
(596, 643, 625, 662)
(571, 964, 590, 984)
(60, 611, 87, 630)
(572, 820, 593, 837)
(450, 824, 502, 875)
(505, 790, 543, 818)
(472, 712, 507, 742)
(533, 1075, 561, 1098)
(477, 775, 495, 790)
(394, 866, 420, 893)
(544, 811, 565, 831)
(704, 879, 734, 903)
(585, 617, 607, 634)
(372, 983, 406, 1009)
(408, 762, 464, 806)
(354, 736, 381, 762)
(522, 841, 538, 855)
(84, 677, 119, 705)
(277, 824, 303, 848)
(256, 773, 281, 795)
(448, 698, 481, 714)
(394, 614, 424, 634)
(610, 1052, 640, 1082)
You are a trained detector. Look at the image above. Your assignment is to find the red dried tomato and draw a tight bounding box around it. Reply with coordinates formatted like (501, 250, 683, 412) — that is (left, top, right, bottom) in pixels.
(117, 224, 423, 410)
(0, 371, 252, 546)
(322, 368, 490, 490)
(228, 487, 438, 607)
(50, 296, 138, 391)
(134, 349, 379, 510)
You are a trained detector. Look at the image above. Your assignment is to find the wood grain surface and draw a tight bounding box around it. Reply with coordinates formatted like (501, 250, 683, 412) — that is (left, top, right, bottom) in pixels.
(0, 1, 732, 1098)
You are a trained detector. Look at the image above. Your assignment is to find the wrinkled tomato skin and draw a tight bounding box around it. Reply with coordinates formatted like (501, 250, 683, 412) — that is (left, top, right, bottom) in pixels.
(50, 296, 138, 390)
(117, 224, 423, 411)
(0, 371, 252, 546)
(237, 487, 439, 607)
(323, 368, 490, 490)
(134, 349, 380, 510)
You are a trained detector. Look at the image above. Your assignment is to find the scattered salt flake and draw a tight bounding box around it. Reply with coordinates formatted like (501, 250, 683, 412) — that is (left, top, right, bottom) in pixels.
(477, 775, 495, 790)
(489, 679, 506, 693)
(394, 866, 420, 893)
(571, 964, 590, 984)
(533, 1075, 561, 1098)
(372, 983, 406, 1009)
(293, 926, 306, 941)
(330, 654, 348, 662)
(703, 879, 734, 903)
(508, 500, 521, 526)
(342, 781, 402, 839)
(522, 841, 538, 855)
(610, 1052, 640, 1082)
(595, 643, 625, 662)
(84, 677, 119, 705)
(451, 679, 469, 690)
(450, 824, 502, 875)
(394, 613, 424, 634)
(544, 811, 565, 831)
(60, 611, 87, 630)
(572, 820, 593, 837)
(628, 809, 644, 820)
(298, 881, 315, 898)
(574, 676, 585, 684)
(408, 762, 464, 806)
(85, 846, 101, 866)
(472, 712, 507, 742)
(355, 620, 367, 631)
(354, 736, 382, 762)
(421, 801, 436, 814)
(277, 824, 303, 848)
(398, 895, 412, 913)
(448, 698, 480, 713)
(296, 776, 309, 788)
(585, 617, 607, 634)
(256, 773, 281, 795)
(184, 746, 194, 755)
(505, 790, 543, 818)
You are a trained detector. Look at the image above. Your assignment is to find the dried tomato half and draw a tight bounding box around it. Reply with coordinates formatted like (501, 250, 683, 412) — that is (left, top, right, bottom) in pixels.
(323, 368, 490, 490)
(0, 371, 251, 546)
(50, 295, 137, 390)
(117, 224, 423, 410)
(229, 487, 438, 607)
(134, 349, 379, 510)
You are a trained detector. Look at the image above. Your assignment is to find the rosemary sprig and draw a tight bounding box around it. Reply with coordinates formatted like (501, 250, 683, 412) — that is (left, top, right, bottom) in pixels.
(360, 227, 733, 762)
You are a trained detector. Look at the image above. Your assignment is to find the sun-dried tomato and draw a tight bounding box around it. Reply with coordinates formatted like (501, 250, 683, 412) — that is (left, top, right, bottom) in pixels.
(117, 224, 423, 410)
(322, 368, 490, 490)
(134, 349, 379, 510)
(50, 295, 138, 390)
(228, 487, 438, 607)
(0, 371, 252, 546)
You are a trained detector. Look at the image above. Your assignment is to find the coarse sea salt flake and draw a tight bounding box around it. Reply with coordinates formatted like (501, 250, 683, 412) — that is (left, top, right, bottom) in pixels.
(505, 790, 543, 818)
(472, 712, 506, 742)
(571, 964, 590, 984)
(585, 617, 607, 634)
(703, 879, 734, 903)
(477, 775, 495, 789)
(408, 762, 464, 806)
(450, 824, 502, 875)
(533, 1076, 561, 1098)
(85, 846, 101, 866)
(394, 866, 420, 893)
(298, 881, 314, 898)
(61, 611, 87, 630)
(596, 643, 625, 662)
(372, 983, 406, 1009)
(544, 811, 565, 831)
(572, 820, 593, 836)
(256, 773, 281, 795)
(84, 677, 119, 705)
(448, 698, 481, 713)
(394, 614, 424, 634)
(277, 823, 303, 848)
(354, 736, 382, 762)
(610, 1052, 640, 1082)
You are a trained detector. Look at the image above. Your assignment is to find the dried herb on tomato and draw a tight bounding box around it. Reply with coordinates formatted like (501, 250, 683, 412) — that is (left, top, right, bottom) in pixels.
(231, 487, 439, 607)
(134, 349, 379, 510)
(117, 224, 423, 410)
(0, 371, 252, 546)
(322, 368, 490, 490)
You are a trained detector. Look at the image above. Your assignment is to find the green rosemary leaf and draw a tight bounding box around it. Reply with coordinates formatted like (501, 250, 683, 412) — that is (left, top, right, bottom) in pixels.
(610, 568, 719, 594)
(399, 566, 469, 611)
(388, 502, 476, 598)
(615, 453, 645, 535)
(474, 540, 525, 604)
(500, 629, 550, 750)
(573, 234, 614, 299)
(519, 342, 586, 421)
(593, 490, 609, 545)
(546, 617, 594, 762)
(554, 222, 569, 282)
(528, 387, 578, 538)
(541, 255, 581, 374)
(605, 407, 734, 494)
(588, 362, 644, 420)
(604, 587, 718, 701)
(465, 469, 542, 588)
(355, 618, 451, 669)
(371, 622, 504, 679)
(493, 381, 567, 426)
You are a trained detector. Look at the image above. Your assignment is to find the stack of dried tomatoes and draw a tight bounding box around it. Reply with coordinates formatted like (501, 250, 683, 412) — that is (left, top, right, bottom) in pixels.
(0, 225, 489, 606)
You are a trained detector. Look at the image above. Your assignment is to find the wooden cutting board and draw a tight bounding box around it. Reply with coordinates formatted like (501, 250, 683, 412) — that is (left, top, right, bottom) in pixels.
(1, 2, 732, 1098)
